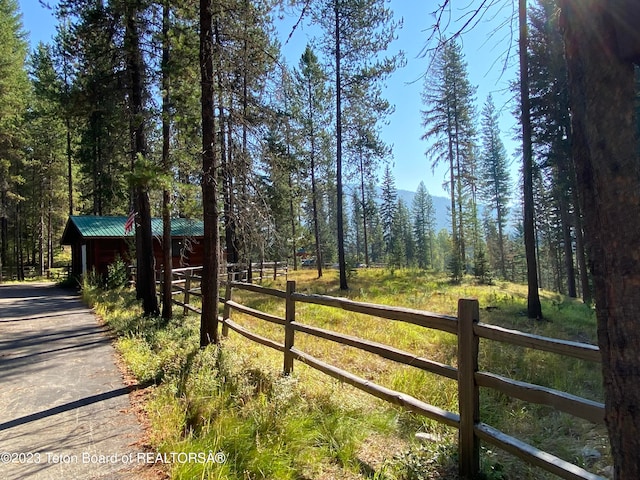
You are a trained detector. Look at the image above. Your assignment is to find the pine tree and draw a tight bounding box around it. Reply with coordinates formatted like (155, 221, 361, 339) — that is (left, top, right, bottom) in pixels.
(421, 39, 477, 278)
(519, 0, 543, 318)
(314, 0, 401, 290)
(389, 198, 414, 268)
(53, 12, 75, 216)
(379, 163, 397, 258)
(293, 45, 333, 277)
(262, 126, 302, 264)
(412, 181, 435, 269)
(215, 0, 278, 268)
(348, 107, 389, 267)
(59, 0, 130, 216)
(200, 0, 219, 346)
(0, 0, 29, 281)
(26, 43, 68, 275)
(161, 1, 201, 219)
(160, 0, 172, 320)
(528, 0, 587, 300)
(478, 94, 510, 279)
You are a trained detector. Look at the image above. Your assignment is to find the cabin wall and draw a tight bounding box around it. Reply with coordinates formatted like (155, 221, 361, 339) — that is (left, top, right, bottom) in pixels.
(68, 236, 204, 280)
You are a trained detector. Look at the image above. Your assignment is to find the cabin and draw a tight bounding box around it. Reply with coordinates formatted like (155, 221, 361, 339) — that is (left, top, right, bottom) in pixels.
(61, 215, 204, 278)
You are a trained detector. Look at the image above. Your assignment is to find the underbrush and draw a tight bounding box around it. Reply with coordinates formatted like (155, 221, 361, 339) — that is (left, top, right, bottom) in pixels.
(82, 269, 611, 479)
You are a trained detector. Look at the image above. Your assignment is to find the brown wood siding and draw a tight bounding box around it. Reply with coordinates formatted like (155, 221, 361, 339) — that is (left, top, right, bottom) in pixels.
(67, 236, 203, 278)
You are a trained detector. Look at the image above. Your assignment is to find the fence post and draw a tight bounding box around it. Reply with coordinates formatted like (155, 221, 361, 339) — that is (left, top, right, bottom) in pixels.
(222, 273, 232, 337)
(283, 280, 296, 375)
(127, 265, 136, 287)
(183, 269, 191, 316)
(458, 298, 480, 479)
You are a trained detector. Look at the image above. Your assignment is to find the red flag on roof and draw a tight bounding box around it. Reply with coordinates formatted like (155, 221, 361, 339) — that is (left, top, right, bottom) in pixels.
(124, 211, 136, 234)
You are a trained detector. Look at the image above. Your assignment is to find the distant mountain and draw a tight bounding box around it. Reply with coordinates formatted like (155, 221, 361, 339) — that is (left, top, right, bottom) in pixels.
(397, 189, 451, 233)
(346, 185, 452, 233)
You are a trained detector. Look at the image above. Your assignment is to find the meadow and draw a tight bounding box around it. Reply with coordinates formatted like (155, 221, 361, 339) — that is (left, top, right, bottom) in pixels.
(83, 268, 610, 479)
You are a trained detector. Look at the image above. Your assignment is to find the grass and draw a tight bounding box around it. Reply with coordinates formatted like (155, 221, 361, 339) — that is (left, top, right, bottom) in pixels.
(82, 268, 611, 480)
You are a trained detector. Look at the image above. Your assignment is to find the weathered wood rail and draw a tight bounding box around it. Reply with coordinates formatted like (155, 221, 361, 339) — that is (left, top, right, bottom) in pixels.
(1, 265, 71, 281)
(169, 266, 605, 480)
(158, 263, 288, 315)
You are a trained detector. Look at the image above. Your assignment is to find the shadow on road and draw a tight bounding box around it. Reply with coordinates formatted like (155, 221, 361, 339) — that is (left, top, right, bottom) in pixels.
(0, 381, 152, 432)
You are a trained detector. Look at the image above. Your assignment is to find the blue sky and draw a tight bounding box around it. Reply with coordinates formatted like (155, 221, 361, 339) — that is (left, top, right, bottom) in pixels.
(18, 0, 521, 198)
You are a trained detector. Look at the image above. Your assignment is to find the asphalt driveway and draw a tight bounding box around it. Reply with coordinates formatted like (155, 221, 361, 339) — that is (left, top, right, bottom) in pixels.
(0, 282, 147, 479)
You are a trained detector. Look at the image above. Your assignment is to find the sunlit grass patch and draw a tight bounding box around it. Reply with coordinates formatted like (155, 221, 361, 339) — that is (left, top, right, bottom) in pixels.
(85, 267, 608, 479)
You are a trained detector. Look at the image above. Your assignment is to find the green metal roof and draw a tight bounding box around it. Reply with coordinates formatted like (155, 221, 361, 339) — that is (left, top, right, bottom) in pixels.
(61, 216, 204, 244)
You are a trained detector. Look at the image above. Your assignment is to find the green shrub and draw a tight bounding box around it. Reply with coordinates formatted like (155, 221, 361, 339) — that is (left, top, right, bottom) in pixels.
(106, 256, 129, 289)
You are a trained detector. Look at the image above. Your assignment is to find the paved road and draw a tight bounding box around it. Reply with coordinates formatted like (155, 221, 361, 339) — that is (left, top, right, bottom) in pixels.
(0, 282, 146, 480)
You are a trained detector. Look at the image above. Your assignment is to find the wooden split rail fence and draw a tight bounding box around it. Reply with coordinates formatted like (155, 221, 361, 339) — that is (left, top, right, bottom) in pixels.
(160, 263, 288, 315)
(167, 266, 605, 480)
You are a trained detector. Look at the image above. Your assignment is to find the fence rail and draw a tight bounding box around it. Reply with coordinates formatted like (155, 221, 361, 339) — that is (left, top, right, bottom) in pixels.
(157, 262, 288, 315)
(1, 265, 71, 281)
(168, 267, 605, 480)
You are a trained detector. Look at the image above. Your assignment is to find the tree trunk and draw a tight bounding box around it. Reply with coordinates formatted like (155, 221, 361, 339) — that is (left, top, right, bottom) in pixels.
(38, 200, 44, 277)
(126, 0, 158, 316)
(557, 190, 577, 297)
(281, 85, 297, 271)
(200, 0, 219, 346)
(573, 204, 591, 304)
(452, 78, 466, 271)
(560, 1, 640, 477)
(359, 154, 370, 267)
(216, 20, 239, 268)
(496, 202, 507, 279)
(161, 1, 172, 320)
(16, 204, 23, 281)
(335, 1, 347, 290)
(288, 172, 297, 270)
(0, 197, 6, 282)
(519, 0, 543, 318)
(66, 116, 73, 216)
(47, 196, 53, 272)
(308, 84, 323, 278)
(136, 188, 157, 315)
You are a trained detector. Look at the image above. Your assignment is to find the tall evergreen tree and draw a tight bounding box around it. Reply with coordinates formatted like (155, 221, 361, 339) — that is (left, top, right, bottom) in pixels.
(389, 198, 414, 268)
(379, 163, 397, 257)
(59, 0, 130, 216)
(123, 0, 158, 316)
(200, 0, 219, 346)
(26, 43, 67, 276)
(412, 181, 435, 269)
(53, 12, 75, 216)
(478, 94, 510, 279)
(293, 45, 333, 277)
(163, 1, 202, 219)
(421, 39, 477, 280)
(160, 0, 172, 320)
(0, 0, 29, 281)
(261, 125, 302, 264)
(347, 103, 388, 267)
(203, 0, 278, 270)
(519, 0, 543, 318)
(528, 0, 588, 300)
(315, 0, 401, 290)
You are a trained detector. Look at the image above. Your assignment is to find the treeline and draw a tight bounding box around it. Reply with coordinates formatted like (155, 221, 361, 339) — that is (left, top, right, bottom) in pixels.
(0, 0, 627, 303)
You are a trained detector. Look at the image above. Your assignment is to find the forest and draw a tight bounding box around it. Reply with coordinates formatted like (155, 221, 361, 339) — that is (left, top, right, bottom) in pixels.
(0, 0, 608, 305)
(2, 0, 640, 477)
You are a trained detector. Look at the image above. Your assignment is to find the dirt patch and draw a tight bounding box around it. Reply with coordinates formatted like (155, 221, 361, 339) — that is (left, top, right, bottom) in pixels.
(112, 344, 169, 480)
